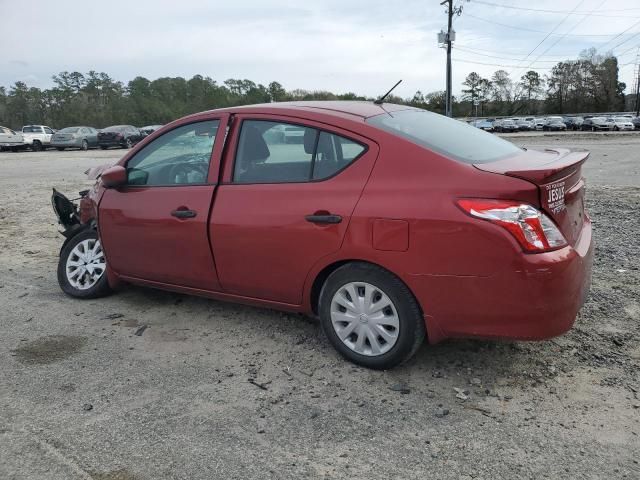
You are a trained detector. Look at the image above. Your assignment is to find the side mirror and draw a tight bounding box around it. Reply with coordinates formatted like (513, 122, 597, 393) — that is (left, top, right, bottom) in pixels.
(101, 165, 127, 188)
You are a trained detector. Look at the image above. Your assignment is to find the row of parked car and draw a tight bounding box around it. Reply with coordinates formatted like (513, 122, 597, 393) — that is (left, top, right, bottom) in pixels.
(0, 124, 163, 152)
(471, 115, 640, 133)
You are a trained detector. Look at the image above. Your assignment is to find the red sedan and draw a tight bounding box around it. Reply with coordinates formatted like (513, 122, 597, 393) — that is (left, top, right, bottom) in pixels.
(52, 102, 594, 369)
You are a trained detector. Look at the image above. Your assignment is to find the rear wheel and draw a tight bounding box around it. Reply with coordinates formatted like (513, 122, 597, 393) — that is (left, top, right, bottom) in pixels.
(81, 140, 89, 151)
(56, 147, 65, 151)
(32, 140, 42, 152)
(319, 262, 425, 369)
(100, 146, 108, 150)
(57, 230, 111, 299)
(125, 138, 133, 148)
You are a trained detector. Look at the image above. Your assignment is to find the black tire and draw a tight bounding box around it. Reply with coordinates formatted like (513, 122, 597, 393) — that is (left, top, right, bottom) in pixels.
(32, 140, 42, 152)
(125, 138, 133, 148)
(56, 147, 65, 151)
(613, 126, 619, 131)
(81, 140, 89, 151)
(318, 262, 425, 370)
(57, 229, 111, 299)
(100, 145, 108, 150)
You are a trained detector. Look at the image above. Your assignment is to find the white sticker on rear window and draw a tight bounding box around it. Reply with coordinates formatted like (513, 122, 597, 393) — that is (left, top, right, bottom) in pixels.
(546, 181, 566, 214)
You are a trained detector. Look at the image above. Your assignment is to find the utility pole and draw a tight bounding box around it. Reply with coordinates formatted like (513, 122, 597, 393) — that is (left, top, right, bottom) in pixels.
(438, 0, 464, 117)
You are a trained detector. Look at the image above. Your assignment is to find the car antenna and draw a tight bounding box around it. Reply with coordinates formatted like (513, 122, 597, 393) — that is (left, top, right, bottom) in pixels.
(374, 79, 402, 105)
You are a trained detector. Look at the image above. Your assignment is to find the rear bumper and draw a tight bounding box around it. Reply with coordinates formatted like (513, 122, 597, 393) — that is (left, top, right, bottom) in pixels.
(412, 218, 594, 344)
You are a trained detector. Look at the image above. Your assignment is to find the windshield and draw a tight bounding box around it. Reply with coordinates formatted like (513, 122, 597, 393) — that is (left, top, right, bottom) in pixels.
(367, 109, 521, 164)
(59, 127, 80, 133)
(104, 125, 127, 132)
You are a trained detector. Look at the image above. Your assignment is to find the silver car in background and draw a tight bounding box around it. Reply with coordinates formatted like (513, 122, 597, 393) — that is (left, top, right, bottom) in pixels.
(51, 126, 99, 151)
(609, 117, 635, 131)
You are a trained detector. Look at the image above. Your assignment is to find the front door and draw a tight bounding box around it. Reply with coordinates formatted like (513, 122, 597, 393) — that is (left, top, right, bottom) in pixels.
(99, 117, 227, 290)
(211, 115, 378, 304)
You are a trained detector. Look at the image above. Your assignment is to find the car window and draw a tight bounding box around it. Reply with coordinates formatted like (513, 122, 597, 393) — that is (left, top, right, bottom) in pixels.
(367, 110, 521, 164)
(44, 127, 54, 134)
(125, 120, 219, 186)
(232, 120, 366, 184)
(312, 132, 366, 180)
(233, 120, 316, 183)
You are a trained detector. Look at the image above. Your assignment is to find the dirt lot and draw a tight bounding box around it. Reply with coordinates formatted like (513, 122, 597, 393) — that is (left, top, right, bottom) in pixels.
(1, 134, 639, 479)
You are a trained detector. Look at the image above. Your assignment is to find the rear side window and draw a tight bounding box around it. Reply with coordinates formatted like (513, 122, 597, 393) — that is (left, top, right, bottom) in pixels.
(233, 120, 365, 184)
(367, 109, 521, 164)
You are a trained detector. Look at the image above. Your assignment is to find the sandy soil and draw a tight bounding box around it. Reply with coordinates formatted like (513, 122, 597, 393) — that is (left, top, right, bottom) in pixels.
(0, 136, 639, 479)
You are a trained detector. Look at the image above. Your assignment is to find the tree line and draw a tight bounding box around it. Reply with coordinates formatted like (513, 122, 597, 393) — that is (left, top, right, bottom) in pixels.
(0, 48, 630, 129)
(451, 48, 628, 117)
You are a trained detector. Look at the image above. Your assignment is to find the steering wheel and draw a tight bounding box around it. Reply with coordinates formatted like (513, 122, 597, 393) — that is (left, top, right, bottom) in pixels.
(168, 161, 207, 184)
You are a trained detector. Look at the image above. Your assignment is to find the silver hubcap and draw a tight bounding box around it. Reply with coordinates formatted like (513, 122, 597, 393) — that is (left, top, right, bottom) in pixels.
(330, 282, 399, 356)
(65, 239, 106, 290)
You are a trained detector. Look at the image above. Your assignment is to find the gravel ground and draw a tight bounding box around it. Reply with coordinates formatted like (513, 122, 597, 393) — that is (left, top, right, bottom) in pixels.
(1, 135, 639, 479)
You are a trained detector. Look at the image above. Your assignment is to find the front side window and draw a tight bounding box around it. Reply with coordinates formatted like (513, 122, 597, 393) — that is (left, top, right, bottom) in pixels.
(233, 120, 366, 183)
(367, 109, 522, 164)
(126, 120, 219, 186)
(44, 127, 54, 134)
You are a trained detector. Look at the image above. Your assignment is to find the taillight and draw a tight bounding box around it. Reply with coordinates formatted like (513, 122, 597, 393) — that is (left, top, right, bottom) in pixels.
(457, 199, 567, 253)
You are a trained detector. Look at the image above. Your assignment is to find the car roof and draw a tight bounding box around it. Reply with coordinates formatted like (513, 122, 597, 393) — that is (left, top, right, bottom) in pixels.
(195, 101, 417, 121)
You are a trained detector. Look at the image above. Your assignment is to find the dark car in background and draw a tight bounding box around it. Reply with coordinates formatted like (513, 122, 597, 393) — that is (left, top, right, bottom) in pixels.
(542, 117, 567, 131)
(632, 117, 640, 130)
(494, 119, 518, 133)
(51, 126, 99, 151)
(563, 116, 584, 131)
(581, 117, 613, 131)
(98, 125, 143, 149)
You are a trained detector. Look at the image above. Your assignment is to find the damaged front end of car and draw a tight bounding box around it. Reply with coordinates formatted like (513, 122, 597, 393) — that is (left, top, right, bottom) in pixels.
(51, 164, 111, 239)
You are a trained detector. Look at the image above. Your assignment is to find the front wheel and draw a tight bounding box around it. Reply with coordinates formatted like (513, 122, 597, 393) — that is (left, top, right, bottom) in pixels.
(57, 230, 111, 299)
(319, 262, 425, 369)
(124, 138, 133, 148)
(32, 140, 42, 152)
(81, 140, 89, 151)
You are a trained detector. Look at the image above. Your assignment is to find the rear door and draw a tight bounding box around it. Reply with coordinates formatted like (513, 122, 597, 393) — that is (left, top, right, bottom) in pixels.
(210, 114, 378, 304)
(99, 116, 228, 289)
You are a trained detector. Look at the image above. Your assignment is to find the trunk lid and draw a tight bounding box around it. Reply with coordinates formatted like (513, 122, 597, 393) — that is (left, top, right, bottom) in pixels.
(474, 148, 589, 246)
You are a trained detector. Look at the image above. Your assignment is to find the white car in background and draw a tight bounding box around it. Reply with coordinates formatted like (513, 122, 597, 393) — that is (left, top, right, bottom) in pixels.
(0, 126, 25, 151)
(608, 117, 635, 131)
(534, 118, 546, 130)
(22, 125, 55, 151)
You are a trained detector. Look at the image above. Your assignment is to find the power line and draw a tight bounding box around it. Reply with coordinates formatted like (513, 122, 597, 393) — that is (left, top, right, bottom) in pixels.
(471, 1, 640, 17)
(464, 12, 622, 36)
(455, 46, 564, 63)
(594, 18, 640, 52)
(454, 44, 588, 58)
(516, 0, 605, 74)
(452, 57, 634, 70)
(505, 0, 586, 76)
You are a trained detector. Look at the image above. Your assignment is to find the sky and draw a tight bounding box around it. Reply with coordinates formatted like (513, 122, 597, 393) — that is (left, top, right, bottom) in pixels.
(1, 0, 639, 98)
